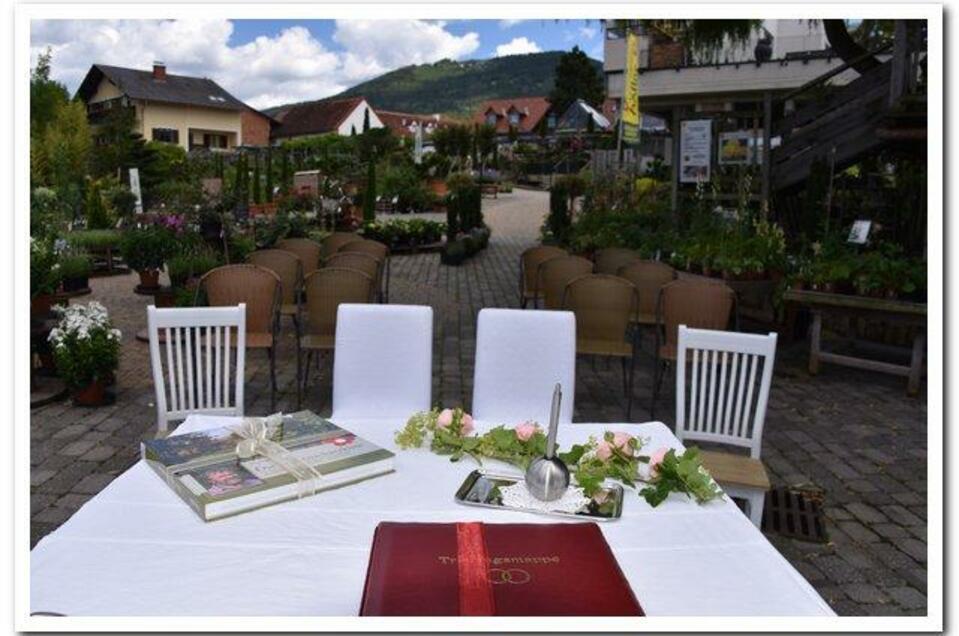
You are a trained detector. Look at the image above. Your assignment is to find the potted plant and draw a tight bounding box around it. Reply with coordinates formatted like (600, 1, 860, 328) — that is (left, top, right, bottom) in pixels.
(440, 238, 468, 266)
(59, 252, 92, 293)
(48, 302, 121, 406)
(120, 225, 174, 290)
(30, 238, 62, 316)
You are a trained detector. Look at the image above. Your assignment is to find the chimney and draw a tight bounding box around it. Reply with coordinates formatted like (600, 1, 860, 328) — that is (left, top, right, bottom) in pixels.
(153, 61, 166, 81)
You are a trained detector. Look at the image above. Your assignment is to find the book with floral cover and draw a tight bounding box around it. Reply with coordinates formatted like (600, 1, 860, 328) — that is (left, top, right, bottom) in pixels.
(142, 411, 394, 521)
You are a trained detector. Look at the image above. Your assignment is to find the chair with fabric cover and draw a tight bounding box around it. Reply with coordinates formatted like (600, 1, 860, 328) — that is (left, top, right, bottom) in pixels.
(196, 264, 281, 410)
(248, 249, 303, 332)
(675, 325, 777, 527)
(332, 304, 433, 420)
(472, 308, 576, 425)
(651, 279, 737, 417)
(340, 239, 391, 302)
(276, 238, 323, 276)
(595, 247, 640, 275)
(325, 252, 380, 301)
(519, 245, 567, 308)
(298, 267, 374, 407)
(617, 260, 676, 327)
(147, 304, 246, 435)
(321, 232, 361, 260)
(562, 274, 640, 419)
(536, 255, 594, 310)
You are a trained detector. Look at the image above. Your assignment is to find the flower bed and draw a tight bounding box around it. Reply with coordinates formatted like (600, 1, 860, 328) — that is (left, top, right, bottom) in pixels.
(360, 219, 446, 252)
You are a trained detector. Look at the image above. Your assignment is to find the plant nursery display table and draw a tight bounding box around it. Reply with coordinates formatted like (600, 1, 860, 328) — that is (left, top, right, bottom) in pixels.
(30, 415, 833, 617)
(784, 289, 927, 395)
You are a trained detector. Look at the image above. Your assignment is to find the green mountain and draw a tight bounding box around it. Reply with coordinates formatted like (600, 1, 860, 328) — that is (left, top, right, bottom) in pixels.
(267, 52, 602, 118)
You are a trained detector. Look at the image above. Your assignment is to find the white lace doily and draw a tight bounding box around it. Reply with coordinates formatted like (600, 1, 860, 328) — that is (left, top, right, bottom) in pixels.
(499, 482, 591, 514)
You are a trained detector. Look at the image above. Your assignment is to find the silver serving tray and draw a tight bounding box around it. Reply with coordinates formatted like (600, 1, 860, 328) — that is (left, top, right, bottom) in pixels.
(453, 468, 624, 521)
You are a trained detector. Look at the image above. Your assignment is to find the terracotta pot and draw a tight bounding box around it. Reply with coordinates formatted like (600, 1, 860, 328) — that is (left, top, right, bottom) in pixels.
(138, 269, 161, 290)
(31, 294, 54, 317)
(429, 179, 448, 197)
(154, 288, 176, 308)
(73, 379, 108, 406)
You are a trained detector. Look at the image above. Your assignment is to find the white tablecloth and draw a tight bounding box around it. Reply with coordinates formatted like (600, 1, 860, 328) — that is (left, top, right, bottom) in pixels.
(30, 416, 834, 616)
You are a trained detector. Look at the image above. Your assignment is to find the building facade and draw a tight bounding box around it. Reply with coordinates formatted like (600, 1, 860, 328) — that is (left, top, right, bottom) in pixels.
(76, 63, 269, 150)
(268, 97, 384, 140)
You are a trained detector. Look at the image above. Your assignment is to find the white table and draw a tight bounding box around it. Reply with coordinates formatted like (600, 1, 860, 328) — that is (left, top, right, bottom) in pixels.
(30, 416, 834, 616)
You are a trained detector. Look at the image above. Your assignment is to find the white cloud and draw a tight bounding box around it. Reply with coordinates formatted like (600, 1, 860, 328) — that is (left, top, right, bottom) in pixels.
(498, 20, 524, 29)
(579, 26, 598, 40)
(30, 19, 480, 110)
(495, 37, 541, 57)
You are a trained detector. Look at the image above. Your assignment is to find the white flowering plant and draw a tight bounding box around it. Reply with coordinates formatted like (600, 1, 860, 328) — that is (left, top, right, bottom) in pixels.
(48, 302, 121, 389)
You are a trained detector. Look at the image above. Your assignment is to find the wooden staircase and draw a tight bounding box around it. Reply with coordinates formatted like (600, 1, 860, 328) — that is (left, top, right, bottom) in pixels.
(770, 26, 926, 193)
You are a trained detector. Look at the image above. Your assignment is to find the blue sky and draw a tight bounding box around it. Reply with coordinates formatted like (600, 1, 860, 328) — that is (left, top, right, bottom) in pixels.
(31, 19, 603, 110)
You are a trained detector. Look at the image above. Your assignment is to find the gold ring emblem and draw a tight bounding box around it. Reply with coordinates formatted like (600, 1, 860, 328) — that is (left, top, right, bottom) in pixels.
(489, 568, 532, 584)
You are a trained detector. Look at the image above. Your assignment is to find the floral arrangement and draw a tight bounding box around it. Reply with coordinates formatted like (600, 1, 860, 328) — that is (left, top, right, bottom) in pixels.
(48, 302, 121, 389)
(395, 408, 723, 508)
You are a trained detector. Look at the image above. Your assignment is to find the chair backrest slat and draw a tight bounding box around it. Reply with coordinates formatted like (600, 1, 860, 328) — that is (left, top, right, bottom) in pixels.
(675, 326, 777, 459)
(147, 305, 246, 434)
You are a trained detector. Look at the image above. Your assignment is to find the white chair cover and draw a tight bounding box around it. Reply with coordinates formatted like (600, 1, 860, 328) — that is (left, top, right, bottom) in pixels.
(471, 308, 576, 425)
(331, 304, 433, 420)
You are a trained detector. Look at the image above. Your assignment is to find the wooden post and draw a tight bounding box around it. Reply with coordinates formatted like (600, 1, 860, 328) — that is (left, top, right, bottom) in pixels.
(671, 107, 680, 213)
(762, 91, 772, 213)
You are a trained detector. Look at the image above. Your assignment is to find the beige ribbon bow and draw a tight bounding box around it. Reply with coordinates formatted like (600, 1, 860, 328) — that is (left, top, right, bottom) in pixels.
(231, 414, 323, 498)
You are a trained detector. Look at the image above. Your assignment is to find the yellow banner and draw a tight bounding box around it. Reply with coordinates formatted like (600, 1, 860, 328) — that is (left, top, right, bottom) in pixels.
(621, 31, 640, 143)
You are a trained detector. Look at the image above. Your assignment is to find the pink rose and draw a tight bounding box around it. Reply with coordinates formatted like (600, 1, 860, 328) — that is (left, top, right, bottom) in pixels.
(596, 440, 614, 462)
(612, 432, 634, 451)
(514, 421, 539, 442)
(460, 413, 474, 436)
(648, 447, 669, 477)
(436, 408, 454, 429)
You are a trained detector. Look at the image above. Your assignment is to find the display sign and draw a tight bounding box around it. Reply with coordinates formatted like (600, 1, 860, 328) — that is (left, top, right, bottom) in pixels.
(129, 168, 143, 214)
(621, 32, 640, 144)
(718, 131, 764, 165)
(414, 122, 423, 165)
(847, 220, 872, 244)
(680, 119, 712, 183)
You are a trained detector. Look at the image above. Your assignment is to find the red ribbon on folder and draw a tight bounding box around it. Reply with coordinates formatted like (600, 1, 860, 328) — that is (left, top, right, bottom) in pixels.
(455, 522, 496, 616)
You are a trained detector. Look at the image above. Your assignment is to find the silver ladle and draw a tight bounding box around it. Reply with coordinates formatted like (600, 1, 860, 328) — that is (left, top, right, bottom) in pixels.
(524, 383, 570, 501)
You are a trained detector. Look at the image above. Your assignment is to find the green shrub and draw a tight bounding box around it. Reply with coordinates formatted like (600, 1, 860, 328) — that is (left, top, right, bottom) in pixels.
(120, 225, 175, 272)
(31, 187, 66, 240)
(84, 178, 115, 229)
(59, 253, 92, 280)
(67, 229, 123, 251)
(30, 237, 61, 297)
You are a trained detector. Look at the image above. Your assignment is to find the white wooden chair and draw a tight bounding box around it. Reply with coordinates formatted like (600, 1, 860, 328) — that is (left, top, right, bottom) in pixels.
(675, 325, 778, 527)
(472, 308, 576, 425)
(147, 305, 246, 435)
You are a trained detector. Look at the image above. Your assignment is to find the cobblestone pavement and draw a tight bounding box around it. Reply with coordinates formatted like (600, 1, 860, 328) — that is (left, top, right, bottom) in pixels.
(30, 187, 927, 616)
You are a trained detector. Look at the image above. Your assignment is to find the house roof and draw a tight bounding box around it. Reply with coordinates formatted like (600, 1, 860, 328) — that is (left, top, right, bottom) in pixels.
(472, 96, 553, 134)
(75, 64, 247, 111)
(270, 97, 367, 138)
(374, 110, 444, 138)
(557, 99, 612, 132)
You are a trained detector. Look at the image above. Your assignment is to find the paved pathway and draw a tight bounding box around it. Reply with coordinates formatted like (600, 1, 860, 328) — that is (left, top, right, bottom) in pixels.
(30, 187, 927, 615)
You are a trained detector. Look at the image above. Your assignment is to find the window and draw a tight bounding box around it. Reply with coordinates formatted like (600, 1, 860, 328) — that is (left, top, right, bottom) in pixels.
(204, 133, 228, 149)
(547, 114, 557, 129)
(508, 111, 520, 125)
(486, 112, 497, 126)
(152, 128, 179, 144)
